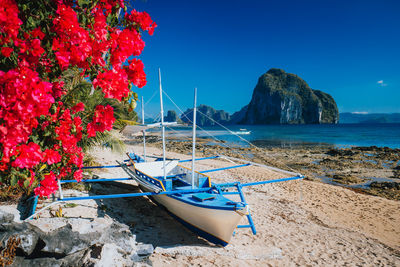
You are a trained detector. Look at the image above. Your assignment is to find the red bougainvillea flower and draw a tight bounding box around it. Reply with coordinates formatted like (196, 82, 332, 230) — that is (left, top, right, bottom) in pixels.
(30, 27, 45, 40)
(72, 102, 85, 113)
(0, 67, 54, 160)
(0, 0, 22, 45)
(43, 149, 61, 165)
(30, 38, 45, 57)
(12, 142, 43, 169)
(87, 105, 115, 137)
(93, 68, 129, 100)
(125, 58, 146, 88)
(34, 171, 58, 198)
(126, 9, 157, 35)
(1, 46, 13, 57)
(52, 81, 66, 99)
(52, 4, 91, 70)
(29, 169, 35, 187)
(110, 29, 144, 66)
(0, 0, 155, 197)
(73, 169, 82, 182)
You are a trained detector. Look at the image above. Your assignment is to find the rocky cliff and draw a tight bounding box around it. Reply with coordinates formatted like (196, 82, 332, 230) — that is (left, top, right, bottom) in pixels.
(236, 68, 338, 124)
(180, 104, 230, 126)
(164, 110, 179, 122)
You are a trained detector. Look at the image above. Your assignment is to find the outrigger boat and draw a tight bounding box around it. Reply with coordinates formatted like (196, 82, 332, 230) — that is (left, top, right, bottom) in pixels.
(26, 69, 303, 246)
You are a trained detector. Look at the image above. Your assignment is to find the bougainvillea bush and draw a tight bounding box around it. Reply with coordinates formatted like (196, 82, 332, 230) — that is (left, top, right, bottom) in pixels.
(0, 0, 156, 198)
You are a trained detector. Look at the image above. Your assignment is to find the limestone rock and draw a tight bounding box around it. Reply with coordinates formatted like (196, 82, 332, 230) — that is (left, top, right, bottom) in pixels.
(0, 209, 14, 224)
(164, 110, 179, 122)
(136, 244, 154, 256)
(0, 211, 148, 266)
(181, 104, 230, 126)
(235, 68, 339, 124)
(95, 243, 131, 267)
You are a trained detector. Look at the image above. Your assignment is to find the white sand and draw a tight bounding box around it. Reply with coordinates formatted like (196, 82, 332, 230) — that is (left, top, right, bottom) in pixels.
(87, 145, 400, 266)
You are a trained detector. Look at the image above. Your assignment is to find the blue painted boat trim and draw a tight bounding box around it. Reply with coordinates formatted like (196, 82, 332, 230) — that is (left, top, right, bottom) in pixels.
(58, 187, 215, 201)
(168, 193, 240, 211)
(236, 183, 257, 234)
(29, 196, 38, 220)
(200, 163, 251, 173)
(135, 169, 166, 191)
(216, 176, 303, 188)
(178, 156, 220, 162)
(237, 225, 252, 228)
(241, 176, 303, 187)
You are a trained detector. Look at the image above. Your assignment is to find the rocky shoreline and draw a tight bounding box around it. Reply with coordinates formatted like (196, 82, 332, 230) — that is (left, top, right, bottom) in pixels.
(0, 185, 155, 266)
(127, 134, 400, 201)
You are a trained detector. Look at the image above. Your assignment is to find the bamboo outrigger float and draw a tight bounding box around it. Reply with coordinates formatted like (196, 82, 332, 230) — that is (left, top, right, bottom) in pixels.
(26, 69, 303, 246)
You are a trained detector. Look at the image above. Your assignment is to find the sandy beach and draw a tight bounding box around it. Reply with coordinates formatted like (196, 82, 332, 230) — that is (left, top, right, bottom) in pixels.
(85, 142, 400, 266)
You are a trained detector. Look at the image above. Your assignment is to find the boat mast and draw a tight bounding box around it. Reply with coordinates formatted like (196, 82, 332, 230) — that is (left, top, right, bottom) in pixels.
(191, 87, 197, 189)
(159, 68, 166, 180)
(141, 96, 146, 162)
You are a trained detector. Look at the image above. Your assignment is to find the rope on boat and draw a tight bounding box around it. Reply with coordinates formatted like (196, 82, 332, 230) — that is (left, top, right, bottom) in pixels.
(219, 155, 301, 177)
(196, 109, 257, 149)
(81, 164, 132, 169)
(162, 91, 234, 147)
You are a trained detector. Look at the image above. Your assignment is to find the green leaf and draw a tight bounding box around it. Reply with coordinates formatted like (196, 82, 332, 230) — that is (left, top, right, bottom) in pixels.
(10, 176, 18, 186)
(23, 179, 30, 188)
(78, 0, 91, 7)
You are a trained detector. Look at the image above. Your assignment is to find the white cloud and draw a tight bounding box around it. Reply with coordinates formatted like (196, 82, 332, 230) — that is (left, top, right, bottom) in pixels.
(377, 80, 387, 86)
(351, 111, 369, 114)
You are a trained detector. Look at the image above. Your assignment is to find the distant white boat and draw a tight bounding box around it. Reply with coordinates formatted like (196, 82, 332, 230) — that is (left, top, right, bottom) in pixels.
(233, 129, 251, 135)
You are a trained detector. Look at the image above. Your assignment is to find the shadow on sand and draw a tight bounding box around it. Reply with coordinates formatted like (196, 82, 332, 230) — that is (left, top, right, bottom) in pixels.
(88, 181, 213, 248)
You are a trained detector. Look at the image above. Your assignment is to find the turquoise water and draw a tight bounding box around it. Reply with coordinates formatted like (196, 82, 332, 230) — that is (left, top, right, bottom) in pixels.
(167, 124, 400, 148)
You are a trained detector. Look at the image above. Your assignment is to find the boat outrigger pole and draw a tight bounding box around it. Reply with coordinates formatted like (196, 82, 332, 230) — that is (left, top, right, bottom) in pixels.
(141, 96, 146, 161)
(191, 87, 197, 189)
(159, 68, 166, 180)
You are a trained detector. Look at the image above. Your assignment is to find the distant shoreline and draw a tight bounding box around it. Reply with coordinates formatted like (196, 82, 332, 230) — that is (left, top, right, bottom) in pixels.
(129, 123, 400, 149)
(124, 131, 400, 201)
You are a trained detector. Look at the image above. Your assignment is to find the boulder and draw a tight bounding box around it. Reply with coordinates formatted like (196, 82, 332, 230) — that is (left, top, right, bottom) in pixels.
(0, 209, 14, 224)
(0, 209, 150, 266)
(235, 68, 339, 124)
(136, 244, 154, 256)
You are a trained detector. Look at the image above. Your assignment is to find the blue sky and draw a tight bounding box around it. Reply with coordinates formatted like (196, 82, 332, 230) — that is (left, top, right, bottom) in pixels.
(131, 0, 400, 118)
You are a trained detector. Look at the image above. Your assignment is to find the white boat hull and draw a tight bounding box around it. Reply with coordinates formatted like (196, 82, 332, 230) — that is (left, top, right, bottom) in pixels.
(152, 194, 243, 245)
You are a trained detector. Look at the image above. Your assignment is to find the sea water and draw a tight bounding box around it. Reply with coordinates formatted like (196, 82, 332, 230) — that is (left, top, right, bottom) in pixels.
(166, 123, 400, 149)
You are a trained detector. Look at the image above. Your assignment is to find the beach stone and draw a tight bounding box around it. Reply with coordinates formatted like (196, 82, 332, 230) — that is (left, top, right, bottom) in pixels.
(0, 205, 21, 223)
(136, 244, 154, 256)
(15, 227, 39, 255)
(0, 220, 40, 256)
(28, 217, 68, 233)
(95, 243, 132, 267)
(370, 181, 400, 190)
(99, 220, 137, 254)
(327, 149, 355, 157)
(0, 209, 14, 223)
(11, 248, 90, 267)
(0, 202, 151, 265)
(29, 217, 138, 256)
(41, 223, 90, 254)
(11, 256, 62, 267)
